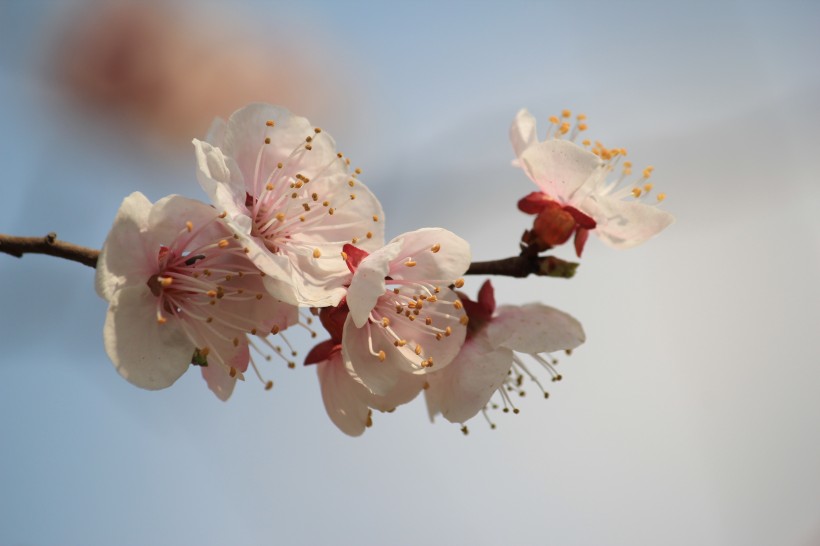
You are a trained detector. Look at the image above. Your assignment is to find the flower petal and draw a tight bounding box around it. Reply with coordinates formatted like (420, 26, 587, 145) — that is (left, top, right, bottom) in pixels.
(317, 351, 371, 436)
(487, 304, 585, 354)
(581, 194, 675, 249)
(385, 228, 471, 284)
(199, 339, 249, 401)
(103, 285, 194, 390)
(341, 315, 402, 395)
(510, 108, 538, 158)
(425, 334, 513, 424)
(346, 243, 400, 328)
(519, 139, 602, 202)
(95, 192, 155, 301)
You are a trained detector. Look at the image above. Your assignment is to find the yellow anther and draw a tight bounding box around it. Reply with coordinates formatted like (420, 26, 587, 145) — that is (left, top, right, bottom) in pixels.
(453, 300, 463, 310)
(157, 316, 167, 325)
(299, 216, 305, 222)
(427, 295, 437, 302)
(266, 120, 275, 127)
(218, 211, 227, 219)
(425, 317, 433, 326)
(643, 183, 654, 192)
(444, 326, 452, 337)
(350, 194, 356, 200)
(382, 317, 390, 327)
(218, 239, 229, 248)
(377, 350, 386, 362)
(366, 232, 373, 239)
(631, 188, 642, 198)
(314, 127, 322, 133)
(185, 221, 193, 232)
(265, 381, 274, 390)
(431, 243, 441, 253)
(352, 237, 359, 244)
(577, 113, 587, 121)
(460, 315, 469, 325)
(348, 180, 355, 187)
(265, 183, 274, 191)
(305, 144, 313, 151)
(303, 203, 311, 212)
(405, 259, 417, 267)
(232, 337, 239, 347)
(305, 136, 313, 143)
(642, 166, 654, 178)
(255, 293, 263, 300)
(159, 277, 173, 288)
(562, 109, 571, 118)
(623, 161, 632, 168)
(271, 325, 280, 334)
(657, 193, 666, 202)
(355, 168, 362, 175)
(313, 248, 322, 258)
(277, 162, 284, 169)
(341, 251, 348, 261)
(414, 345, 422, 356)
(276, 213, 286, 222)
(372, 215, 379, 222)
(250, 328, 257, 335)
(206, 290, 217, 298)
(328, 208, 335, 215)
(229, 367, 237, 378)
(549, 115, 559, 124)
(577, 123, 588, 131)
(435, 333, 442, 340)
(264, 137, 271, 144)
(454, 278, 464, 288)
(582, 139, 591, 146)
(559, 122, 571, 135)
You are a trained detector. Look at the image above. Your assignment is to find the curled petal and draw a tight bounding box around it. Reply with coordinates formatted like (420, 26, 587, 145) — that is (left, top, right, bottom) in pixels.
(487, 304, 585, 354)
(347, 243, 400, 328)
(510, 108, 538, 159)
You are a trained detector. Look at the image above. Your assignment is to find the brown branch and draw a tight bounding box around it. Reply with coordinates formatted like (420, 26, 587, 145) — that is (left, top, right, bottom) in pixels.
(0, 233, 577, 279)
(467, 254, 578, 279)
(0, 233, 99, 268)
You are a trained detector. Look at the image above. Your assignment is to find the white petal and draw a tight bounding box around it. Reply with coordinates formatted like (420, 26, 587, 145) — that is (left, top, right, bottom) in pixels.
(487, 304, 586, 354)
(510, 108, 539, 158)
(95, 192, 155, 301)
(425, 334, 513, 424)
(367, 373, 425, 413)
(205, 117, 227, 147)
(221, 103, 344, 189)
(347, 243, 400, 328)
(199, 338, 249, 402)
(341, 315, 401, 396)
(317, 351, 371, 437)
(519, 139, 602, 202)
(385, 228, 471, 284)
(103, 285, 193, 390)
(581, 194, 675, 249)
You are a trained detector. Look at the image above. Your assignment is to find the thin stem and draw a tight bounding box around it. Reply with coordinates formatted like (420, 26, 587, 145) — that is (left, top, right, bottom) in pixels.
(0, 233, 99, 268)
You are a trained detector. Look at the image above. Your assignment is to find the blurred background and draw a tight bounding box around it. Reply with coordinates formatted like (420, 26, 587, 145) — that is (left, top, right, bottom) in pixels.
(1, 1, 819, 545)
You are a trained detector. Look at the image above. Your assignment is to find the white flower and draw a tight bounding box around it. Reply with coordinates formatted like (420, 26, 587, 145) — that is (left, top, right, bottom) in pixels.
(96, 192, 297, 399)
(193, 103, 385, 307)
(511, 109, 674, 254)
(341, 228, 471, 396)
(425, 280, 585, 425)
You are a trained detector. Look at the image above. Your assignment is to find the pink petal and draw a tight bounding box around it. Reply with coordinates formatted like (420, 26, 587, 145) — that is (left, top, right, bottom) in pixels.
(425, 334, 513, 424)
(347, 243, 400, 328)
(385, 228, 471, 284)
(487, 304, 585, 354)
(581, 194, 675, 249)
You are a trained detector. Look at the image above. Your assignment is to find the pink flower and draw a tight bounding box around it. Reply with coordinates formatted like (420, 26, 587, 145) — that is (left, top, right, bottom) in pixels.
(193, 103, 385, 307)
(96, 192, 297, 400)
(511, 109, 674, 256)
(305, 303, 423, 436)
(424, 280, 585, 425)
(341, 228, 472, 396)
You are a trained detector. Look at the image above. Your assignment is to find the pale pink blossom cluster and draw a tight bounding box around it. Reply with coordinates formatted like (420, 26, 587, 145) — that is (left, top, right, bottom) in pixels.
(96, 104, 672, 435)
